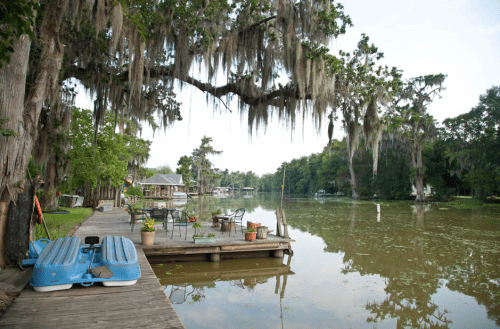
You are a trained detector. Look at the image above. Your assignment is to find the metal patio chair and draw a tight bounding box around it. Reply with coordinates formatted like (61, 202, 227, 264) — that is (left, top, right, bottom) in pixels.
(167, 285, 194, 304)
(170, 210, 192, 240)
(127, 205, 137, 232)
(149, 208, 166, 223)
(222, 208, 246, 236)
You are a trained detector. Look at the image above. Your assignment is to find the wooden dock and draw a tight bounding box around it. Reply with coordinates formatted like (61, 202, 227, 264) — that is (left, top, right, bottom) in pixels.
(0, 207, 293, 328)
(75, 207, 294, 264)
(0, 208, 185, 329)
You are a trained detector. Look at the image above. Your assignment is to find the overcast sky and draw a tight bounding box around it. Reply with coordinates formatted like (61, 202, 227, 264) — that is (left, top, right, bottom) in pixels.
(77, 0, 500, 177)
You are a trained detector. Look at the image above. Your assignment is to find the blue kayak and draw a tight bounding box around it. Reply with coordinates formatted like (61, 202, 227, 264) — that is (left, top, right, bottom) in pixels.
(28, 236, 141, 292)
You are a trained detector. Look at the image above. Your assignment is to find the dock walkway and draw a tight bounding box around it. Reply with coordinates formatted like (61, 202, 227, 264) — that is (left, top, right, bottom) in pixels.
(1, 207, 293, 328)
(0, 208, 185, 329)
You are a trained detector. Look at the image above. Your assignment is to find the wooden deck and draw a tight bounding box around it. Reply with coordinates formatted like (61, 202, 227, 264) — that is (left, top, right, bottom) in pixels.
(0, 208, 185, 329)
(0, 207, 293, 328)
(75, 207, 294, 263)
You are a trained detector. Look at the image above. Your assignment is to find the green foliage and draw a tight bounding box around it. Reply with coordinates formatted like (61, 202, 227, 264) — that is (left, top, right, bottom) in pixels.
(176, 155, 193, 189)
(67, 108, 128, 191)
(0, 0, 36, 69)
(144, 168, 156, 178)
(191, 136, 222, 193)
(126, 185, 144, 197)
(34, 207, 93, 240)
(444, 198, 486, 209)
(151, 164, 173, 175)
(423, 139, 464, 200)
(373, 149, 412, 200)
(193, 223, 206, 237)
(441, 86, 500, 198)
(141, 217, 156, 232)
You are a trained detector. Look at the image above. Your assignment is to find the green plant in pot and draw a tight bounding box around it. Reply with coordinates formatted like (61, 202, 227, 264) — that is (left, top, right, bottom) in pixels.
(189, 212, 197, 222)
(193, 223, 206, 237)
(193, 224, 216, 244)
(141, 217, 156, 232)
(141, 217, 156, 246)
(245, 227, 257, 242)
(212, 208, 222, 218)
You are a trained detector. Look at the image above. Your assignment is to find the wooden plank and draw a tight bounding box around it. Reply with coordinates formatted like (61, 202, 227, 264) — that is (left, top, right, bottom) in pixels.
(282, 209, 289, 239)
(221, 243, 281, 252)
(1, 308, 184, 328)
(144, 246, 220, 256)
(275, 209, 283, 237)
(0, 267, 33, 294)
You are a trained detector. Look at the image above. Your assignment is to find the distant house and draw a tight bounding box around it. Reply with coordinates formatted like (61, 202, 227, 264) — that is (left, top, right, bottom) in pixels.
(139, 174, 185, 199)
(411, 184, 433, 197)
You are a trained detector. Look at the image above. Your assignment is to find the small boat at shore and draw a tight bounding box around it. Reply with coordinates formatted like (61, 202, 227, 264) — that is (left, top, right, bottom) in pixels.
(173, 192, 189, 199)
(315, 189, 334, 197)
(26, 236, 141, 292)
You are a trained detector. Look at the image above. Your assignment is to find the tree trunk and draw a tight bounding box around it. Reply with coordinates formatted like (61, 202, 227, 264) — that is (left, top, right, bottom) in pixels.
(414, 173, 425, 203)
(415, 204, 424, 228)
(413, 143, 426, 203)
(36, 104, 72, 210)
(0, 34, 32, 203)
(0, 1, 69, 265)
(347, 156, 359, 200)
(197, 166, 202, 194)
(0, 33, 35, 266)
(40, 153, 60, 210)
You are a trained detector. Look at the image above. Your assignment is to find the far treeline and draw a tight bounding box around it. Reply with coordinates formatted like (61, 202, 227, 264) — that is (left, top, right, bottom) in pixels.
(143, 86, 499, 201)
(258, 86, 500, 201)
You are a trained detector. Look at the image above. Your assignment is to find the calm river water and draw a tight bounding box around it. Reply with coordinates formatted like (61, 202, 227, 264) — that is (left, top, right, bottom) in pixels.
(152, 194, 500, 328)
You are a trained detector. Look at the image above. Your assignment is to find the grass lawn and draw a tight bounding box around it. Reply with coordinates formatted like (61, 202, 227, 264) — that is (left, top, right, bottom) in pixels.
(34, 207, 93, 240)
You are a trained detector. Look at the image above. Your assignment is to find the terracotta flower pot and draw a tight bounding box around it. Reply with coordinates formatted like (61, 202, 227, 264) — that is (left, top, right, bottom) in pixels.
(245, 231, 257, 242)
(141, 231, 155, 246)
(247, 222, 261, 230)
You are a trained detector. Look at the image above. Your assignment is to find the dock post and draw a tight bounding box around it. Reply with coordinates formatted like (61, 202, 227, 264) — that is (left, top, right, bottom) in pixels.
(273, 250, 284, 258)
(210, 253, 220, 262)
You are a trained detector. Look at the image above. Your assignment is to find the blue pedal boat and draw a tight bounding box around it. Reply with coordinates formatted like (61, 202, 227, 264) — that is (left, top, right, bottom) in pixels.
(28, 236, 141, 292)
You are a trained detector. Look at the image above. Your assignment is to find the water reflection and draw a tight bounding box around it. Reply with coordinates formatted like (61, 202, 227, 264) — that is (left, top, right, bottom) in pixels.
(284, 198, 500, 327)
(155, 256, 294, 301)
(154, 255, 294, 328)
(150, 195, 500, 328)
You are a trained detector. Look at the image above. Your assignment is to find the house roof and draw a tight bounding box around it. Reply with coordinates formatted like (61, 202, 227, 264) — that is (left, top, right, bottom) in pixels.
(139, 174, 184, 186)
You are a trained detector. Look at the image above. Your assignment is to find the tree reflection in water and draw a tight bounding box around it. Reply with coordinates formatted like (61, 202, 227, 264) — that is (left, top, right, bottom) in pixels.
(283, 197, 500, 327)
(153, 194, 499, 327)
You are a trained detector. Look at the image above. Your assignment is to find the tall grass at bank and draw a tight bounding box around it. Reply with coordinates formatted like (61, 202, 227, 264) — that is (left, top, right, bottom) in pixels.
(34, 207, 93, 240)
(443, 198, 500, 209)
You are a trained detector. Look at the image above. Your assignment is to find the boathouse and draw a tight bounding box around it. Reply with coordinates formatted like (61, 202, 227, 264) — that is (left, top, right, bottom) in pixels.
(139, 174, 186, 199)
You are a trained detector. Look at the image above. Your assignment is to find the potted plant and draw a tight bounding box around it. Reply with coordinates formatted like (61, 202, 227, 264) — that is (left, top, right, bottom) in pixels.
(193, 223, 216, 244)
(244, 227, 257, 242)
(211, 208, 222, 219)
(189, 212, 197, 222)
(247, 221, 261, 230)
(141, 217, 156, 246)
(212, 209, 222, 227)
